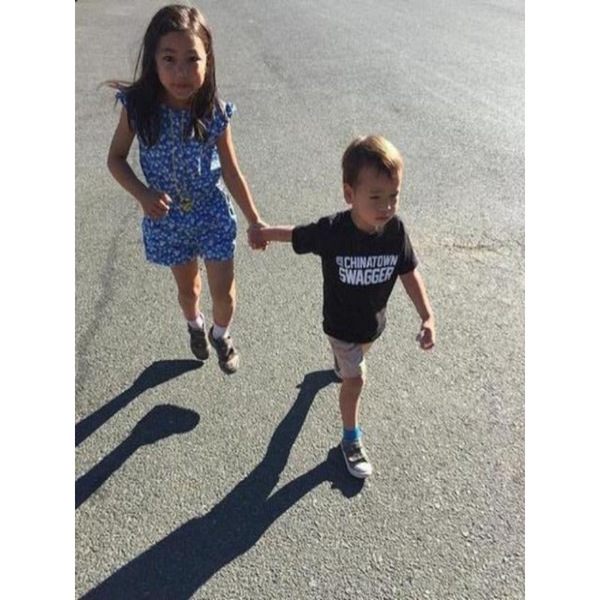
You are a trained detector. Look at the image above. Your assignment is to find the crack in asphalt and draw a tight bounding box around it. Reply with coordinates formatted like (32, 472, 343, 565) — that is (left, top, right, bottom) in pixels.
(76, 214, 134, 394)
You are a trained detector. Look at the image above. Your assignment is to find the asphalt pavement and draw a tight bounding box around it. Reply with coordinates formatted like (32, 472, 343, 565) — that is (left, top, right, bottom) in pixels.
(76, 0, 524, 598)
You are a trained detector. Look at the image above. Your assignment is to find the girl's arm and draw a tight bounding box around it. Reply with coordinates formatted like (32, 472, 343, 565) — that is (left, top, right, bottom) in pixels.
(399, 268, 436, 350)
(216, 125, 263, 226)
(107, 108, 171, 219)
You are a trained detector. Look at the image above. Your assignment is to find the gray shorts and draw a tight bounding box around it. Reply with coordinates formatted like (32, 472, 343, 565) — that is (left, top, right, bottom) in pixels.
(328, 336, 372, 379)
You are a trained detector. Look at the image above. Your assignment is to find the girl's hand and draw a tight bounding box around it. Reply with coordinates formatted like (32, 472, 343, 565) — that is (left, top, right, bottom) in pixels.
(416, 317, 436, 350)
(248, 220, 269, 250)
(139, 190, 172, 220)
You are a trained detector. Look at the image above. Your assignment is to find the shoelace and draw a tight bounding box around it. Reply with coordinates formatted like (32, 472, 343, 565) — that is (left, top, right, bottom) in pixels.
(345, 442, 367, 463)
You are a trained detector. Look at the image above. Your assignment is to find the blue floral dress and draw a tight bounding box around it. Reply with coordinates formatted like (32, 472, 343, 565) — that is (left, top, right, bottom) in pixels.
(116, 91, 238, 265)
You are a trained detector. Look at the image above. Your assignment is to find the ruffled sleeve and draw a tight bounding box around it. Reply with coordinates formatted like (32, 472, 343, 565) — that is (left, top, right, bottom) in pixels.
(115, 89, 136, 131)
(115, 89, 128, 110)
(207, 101, 236, 144)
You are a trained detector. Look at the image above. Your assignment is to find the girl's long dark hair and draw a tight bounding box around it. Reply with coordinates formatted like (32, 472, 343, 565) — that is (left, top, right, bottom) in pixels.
(108, 5, 218, 146)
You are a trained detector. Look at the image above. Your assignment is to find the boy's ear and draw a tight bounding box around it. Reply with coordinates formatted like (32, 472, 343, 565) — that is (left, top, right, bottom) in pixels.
(343, 183, 354, 205)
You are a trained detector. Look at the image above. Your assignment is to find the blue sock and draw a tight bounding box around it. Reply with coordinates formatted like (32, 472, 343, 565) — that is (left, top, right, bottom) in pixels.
(343, 427, 362, 442)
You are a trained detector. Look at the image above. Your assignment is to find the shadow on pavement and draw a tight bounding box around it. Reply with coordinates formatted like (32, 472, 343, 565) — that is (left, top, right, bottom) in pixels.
(76, 359, 202, 446)
(80, 369, 363, 599)
(76, 404, 200, 509)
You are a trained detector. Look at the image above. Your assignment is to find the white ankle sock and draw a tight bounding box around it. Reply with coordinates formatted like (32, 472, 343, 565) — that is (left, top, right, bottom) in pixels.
(187, 313, 205, 330)
(212, 322, 230, 339)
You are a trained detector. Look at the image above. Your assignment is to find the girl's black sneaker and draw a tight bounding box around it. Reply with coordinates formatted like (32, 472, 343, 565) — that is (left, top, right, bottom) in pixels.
(208, 327, 240, 374)
(188, 325, 210, 361)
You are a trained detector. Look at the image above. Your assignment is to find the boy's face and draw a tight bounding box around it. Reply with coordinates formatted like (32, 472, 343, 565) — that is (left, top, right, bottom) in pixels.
(344, 166, 401, 233)
(155, 31, 208, 109)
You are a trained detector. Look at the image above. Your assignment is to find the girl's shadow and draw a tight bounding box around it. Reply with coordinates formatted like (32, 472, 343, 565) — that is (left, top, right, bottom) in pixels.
(76, 359, 201, 446)
(81, 370, 363, 599)
(76, 404, 200, 509)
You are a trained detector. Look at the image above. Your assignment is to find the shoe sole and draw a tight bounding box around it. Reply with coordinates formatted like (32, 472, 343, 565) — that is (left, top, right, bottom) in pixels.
(341, 446, 372, 479)
(217, 355, 239, 374)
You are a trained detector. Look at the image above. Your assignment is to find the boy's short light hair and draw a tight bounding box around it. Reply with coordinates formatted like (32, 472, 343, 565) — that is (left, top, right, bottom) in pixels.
(342, 135, 404, 187)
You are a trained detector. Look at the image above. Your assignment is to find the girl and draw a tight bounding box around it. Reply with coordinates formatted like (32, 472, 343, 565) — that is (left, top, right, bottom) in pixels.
(107, 4, 266, 374)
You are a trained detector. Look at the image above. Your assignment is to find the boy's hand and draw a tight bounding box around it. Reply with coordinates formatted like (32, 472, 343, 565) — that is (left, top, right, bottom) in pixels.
(139, 189, 172, 220)
(248, 220, 269, 250)
(416, 317, 436, 350)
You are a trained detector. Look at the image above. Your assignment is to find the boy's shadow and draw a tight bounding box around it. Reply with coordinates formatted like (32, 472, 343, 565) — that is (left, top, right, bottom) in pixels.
(76, 404, 200, 509)
(76, 359, 201, 446)
(81, 370, 363, 600)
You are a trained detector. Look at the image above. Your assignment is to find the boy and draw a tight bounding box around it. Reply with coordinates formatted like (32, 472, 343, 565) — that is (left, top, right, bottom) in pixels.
(255, 135, 435, 478)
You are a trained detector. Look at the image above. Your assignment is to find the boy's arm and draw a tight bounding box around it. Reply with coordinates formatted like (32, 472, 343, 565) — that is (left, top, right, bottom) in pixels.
(258, 226, 294, 244)
(257, 220, 324, 251)
(399, 268, 436, 350)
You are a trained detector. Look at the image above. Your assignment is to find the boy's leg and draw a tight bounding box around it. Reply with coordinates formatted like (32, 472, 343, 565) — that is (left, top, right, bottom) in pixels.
(361, 342, 374, 356)
(333, 342, 372, 379)
(329, 337, 373, 478)
(339, 375, 364, 430)
(171, 258, 209, 360)
(204, 259, 239, 373)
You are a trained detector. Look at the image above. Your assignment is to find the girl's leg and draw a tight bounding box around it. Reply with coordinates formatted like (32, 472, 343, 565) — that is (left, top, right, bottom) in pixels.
(204, 259, 236, 330)
(170, 258, 202, 320)
(171, 258, 209, 360)
(204, 259, 239, 373)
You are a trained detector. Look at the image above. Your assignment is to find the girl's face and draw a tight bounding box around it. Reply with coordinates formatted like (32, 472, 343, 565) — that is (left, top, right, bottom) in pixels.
(155, 31, 208, 109)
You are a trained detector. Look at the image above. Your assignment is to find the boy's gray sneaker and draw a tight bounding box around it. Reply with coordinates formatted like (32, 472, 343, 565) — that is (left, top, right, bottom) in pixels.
(341, 438, 373, 479)
(208, 327, 240, 374)
(188, 325, 209, 361)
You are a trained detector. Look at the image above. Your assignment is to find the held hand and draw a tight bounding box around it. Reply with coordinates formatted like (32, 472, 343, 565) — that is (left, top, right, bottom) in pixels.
(247, 220, 269, 251)
(416, 317, 436, 350)
(139, 190, 172, 220)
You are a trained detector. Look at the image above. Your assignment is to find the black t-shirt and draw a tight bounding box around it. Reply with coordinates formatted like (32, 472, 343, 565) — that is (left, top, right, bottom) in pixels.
(292, 210, 418, 343)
